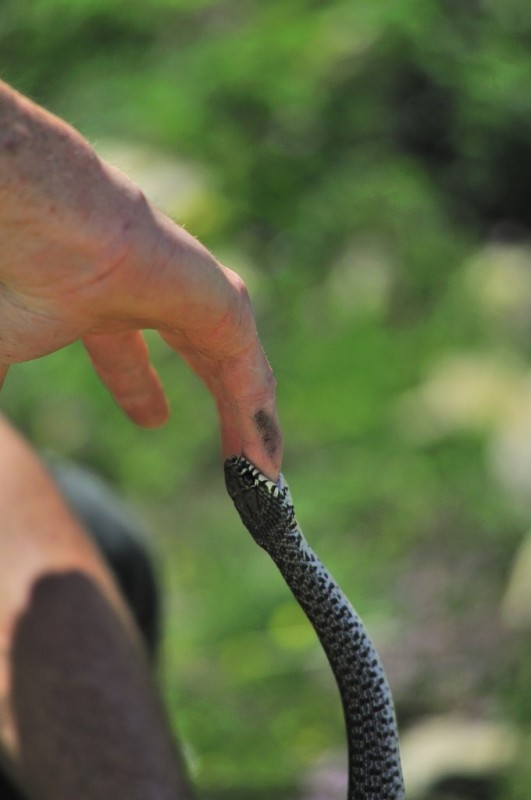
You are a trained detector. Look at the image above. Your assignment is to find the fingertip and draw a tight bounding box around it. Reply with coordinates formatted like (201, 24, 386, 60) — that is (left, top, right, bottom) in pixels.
(221, 444, 281, 483)
(249, 449, 283, 483)
(219, 404, 282, 481)
(121, 392, 170, 429)
(241, 432, 283, 482)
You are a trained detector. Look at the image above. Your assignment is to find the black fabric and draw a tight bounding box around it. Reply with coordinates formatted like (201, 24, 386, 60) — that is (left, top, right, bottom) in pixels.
(47, 459, 161, 660)
(0, 768, 27, 800)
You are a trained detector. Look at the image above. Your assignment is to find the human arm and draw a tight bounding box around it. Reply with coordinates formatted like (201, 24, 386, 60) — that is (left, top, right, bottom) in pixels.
(0, 80, 281, 477)
(0, 414, 195, 800)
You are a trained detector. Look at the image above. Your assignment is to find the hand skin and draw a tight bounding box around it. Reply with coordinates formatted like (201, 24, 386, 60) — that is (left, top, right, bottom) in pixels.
(0, 80, 282, 478)
(0, 415, 195, 800)
(0, 79, 281, 797)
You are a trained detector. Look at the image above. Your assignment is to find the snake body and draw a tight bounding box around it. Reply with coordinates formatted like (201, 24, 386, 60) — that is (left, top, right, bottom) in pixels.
(224, 455, 405, 800)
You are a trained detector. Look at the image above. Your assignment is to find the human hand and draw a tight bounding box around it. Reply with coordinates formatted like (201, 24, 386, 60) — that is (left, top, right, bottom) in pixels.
(0, 82, 281, 478)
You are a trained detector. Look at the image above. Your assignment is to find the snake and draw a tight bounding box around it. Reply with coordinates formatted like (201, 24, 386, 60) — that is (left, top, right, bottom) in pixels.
(224, 455, 406, 800)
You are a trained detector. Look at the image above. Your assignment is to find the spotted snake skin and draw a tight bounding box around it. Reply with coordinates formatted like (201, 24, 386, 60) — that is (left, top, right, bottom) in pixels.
(224, 455, 405, 800)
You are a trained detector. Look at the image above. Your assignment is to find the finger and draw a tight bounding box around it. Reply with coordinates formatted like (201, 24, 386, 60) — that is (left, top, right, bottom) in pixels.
(217, 343, 282, 479)
(83, 331, 169, 428)
(161, 332, 282, 479)
(218, 387, 282, 480)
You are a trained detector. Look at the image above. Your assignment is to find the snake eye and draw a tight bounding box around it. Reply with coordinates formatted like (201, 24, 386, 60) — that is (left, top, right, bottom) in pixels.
(242, 470, 255, 487)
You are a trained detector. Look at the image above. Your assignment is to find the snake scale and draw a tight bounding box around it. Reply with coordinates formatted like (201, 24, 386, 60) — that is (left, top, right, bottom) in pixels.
(224, 455, 405, 800)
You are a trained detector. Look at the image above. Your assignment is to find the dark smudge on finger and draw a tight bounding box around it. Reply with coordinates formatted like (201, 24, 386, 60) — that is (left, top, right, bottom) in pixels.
(253, 409, 281, 460)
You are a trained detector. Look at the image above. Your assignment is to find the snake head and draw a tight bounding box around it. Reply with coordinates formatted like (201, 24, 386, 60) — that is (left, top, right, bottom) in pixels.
(224, 456, 295, 549)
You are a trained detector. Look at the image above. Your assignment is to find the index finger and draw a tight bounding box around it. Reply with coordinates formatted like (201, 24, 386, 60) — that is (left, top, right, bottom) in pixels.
(216, 340, 282, 477)
(161, 330, 282, 480)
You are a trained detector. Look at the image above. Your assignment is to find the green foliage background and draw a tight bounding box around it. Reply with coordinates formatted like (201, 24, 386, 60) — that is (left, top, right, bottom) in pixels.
(3, 1, 531, 797)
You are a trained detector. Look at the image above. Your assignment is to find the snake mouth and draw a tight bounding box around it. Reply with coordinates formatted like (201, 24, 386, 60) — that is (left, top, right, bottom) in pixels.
(224, 455, 283, 494)
(223, 456, 281, 546)
(223, 457, 258, 514)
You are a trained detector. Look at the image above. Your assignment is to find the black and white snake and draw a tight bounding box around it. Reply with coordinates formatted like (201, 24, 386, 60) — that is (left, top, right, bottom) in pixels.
(224, 455, 406, 800)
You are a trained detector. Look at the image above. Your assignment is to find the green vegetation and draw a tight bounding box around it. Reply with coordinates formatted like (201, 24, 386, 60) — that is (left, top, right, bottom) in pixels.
(4, 1, 531, 796)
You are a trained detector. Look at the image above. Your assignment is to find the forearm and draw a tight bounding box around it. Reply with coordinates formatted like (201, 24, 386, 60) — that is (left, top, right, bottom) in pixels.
(0, 416, 193, 800)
